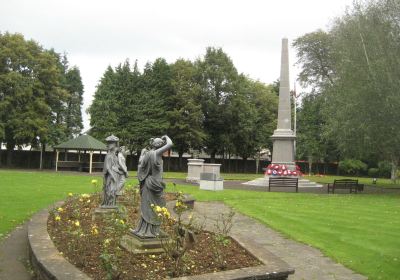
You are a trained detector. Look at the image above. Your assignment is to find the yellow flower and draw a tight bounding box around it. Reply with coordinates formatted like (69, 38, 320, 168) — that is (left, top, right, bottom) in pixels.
(92, 228, 98, 235)
(86, 199, 91, 203)
(120, 219, 125, 225)
(57, 207, 64, 212)
(91, 179, 98, 185)
(74, 220, 80, 227)
(55, 216, 61, 221)
(175, 201, 182, 207)
(68, 192, 73, 197)
(155, 205, 162, 212)
(81, 193, 90, 198)
(79, 198, 83, 202)
(104, 238, 111, 245)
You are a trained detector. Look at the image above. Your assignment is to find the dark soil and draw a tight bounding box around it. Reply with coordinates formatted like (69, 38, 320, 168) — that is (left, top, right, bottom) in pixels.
(47, 189, 261, 279)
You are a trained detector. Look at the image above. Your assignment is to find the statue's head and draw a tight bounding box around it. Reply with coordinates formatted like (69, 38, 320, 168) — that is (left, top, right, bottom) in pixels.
(150, 137, 164, 149)
(105, 134, 119, 151)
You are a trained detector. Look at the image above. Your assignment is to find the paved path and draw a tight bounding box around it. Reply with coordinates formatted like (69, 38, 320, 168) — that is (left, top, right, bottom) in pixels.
(168, 178, 400, 194)
(0, 223, 32, 280)
(192, 202, 367, 280)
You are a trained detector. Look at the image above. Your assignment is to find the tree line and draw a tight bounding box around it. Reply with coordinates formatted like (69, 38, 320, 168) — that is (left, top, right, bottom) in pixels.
(0, 32, 84, 166)
(294, 0, 400, 180)
(89, 47, 278, 169)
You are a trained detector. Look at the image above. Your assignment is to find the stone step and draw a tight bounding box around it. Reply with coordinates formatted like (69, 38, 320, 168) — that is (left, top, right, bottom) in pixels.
(243, 177, 323, 188)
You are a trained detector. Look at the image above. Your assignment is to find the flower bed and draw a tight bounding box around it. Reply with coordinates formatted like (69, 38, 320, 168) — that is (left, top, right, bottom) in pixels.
(47, 189, 261, 279)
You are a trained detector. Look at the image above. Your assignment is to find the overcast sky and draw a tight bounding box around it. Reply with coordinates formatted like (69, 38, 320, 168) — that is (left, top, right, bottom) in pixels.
(0, 0, 353, 130)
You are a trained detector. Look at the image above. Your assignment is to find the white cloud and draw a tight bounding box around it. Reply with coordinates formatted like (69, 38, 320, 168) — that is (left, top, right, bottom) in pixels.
(0, 0, 353, 130)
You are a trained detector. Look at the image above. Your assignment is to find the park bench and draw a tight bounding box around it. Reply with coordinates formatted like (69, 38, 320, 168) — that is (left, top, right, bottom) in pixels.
(268, 177, 299, 192)
(327, 179, 364, 193)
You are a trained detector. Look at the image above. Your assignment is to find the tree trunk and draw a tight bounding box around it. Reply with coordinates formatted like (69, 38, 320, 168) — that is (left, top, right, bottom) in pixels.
(222, 150, 225, 173)
(210, 151, 216, 163)
(228, 152, 231, 173)
(390, 157, 398, 183)
(235, 157, 238, 173)
(242, 157, 247, 173)
(40, 143, 46, 169)
(308, 155, 313, 176)
(0, 145, 2, 167)
(6, 142, 14, 167)
(166, 149, 171, 172)
(178, 151, 183, 171)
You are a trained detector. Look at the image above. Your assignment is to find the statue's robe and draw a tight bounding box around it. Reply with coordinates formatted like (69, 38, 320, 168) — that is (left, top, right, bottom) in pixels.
(101, 150, 120, 207)
(116, 151, 128, 193)
(134, 149, 165, 238)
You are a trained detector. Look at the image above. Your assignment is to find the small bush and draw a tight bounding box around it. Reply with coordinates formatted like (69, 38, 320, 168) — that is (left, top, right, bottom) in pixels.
(368, 168, 379, 178)
(378, 161, 392, 178)
(338, 159, 367, 175)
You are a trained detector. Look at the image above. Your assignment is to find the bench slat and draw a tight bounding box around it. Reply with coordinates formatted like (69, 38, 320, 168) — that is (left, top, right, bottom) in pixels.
(268, 177, 299, 193)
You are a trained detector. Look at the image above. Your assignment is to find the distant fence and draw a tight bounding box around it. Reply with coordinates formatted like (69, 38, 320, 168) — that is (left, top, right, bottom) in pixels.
(0, 150, 339, 174)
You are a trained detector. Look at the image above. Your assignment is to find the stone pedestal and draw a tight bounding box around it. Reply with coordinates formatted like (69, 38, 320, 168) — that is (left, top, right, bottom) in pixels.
(186, 159, 205, 182)
(199, 172, 224, 191)
(203, 163, 221, 178)
(186, 159, 223, 184)
(92, 207, 118, 221)
(120, 231, 169, 254)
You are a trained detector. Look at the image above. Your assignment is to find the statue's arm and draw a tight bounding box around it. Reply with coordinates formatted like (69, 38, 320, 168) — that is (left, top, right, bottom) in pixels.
(156, 135, 173, 156)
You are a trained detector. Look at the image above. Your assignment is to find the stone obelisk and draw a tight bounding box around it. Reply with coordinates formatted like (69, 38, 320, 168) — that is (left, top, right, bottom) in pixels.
(270, 38, 296, 170)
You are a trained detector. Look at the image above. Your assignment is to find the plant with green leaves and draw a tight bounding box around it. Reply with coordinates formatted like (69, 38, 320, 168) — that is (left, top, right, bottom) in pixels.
(210, 209, 235, 270)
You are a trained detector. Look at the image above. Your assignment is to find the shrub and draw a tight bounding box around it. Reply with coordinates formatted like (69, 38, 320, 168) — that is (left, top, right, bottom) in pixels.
(368, 168, 379, 178)
(378, 161, 392, 178)
(338, 159, 367, 175)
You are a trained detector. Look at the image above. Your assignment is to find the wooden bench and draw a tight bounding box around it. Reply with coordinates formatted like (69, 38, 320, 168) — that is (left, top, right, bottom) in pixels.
(269, 177, 299, 192)
(327, 179, 362, 193)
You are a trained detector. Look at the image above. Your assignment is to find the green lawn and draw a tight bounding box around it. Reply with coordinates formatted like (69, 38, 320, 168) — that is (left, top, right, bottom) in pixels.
(0, 170, 399, 280)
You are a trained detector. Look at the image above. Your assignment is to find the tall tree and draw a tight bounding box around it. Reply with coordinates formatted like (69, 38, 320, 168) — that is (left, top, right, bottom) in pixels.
(88, 66, 119, 141)
(294, 0, 400, 180)
(227, 76, 278, 171)
(0, 32, 69, 166)
(168, 59, 205, 168)
(64, 66, 84, 137)
(195, 47, 239, 161)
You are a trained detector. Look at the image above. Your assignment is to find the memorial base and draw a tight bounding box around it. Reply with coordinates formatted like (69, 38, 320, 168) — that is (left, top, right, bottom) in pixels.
(92, 207, 119, 221)
(120, 231, 170, 254)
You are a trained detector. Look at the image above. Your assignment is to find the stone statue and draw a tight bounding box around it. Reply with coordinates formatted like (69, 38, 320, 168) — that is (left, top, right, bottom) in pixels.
(101, 135, 123, 208)
(131, 135, 173, 238)
(116, 146, 128, 195)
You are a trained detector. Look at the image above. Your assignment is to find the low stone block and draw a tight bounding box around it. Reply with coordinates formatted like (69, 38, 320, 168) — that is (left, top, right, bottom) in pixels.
(199, 179, 224, 191)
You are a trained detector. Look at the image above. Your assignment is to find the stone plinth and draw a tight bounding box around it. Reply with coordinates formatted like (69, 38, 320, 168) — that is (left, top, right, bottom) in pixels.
(186, 159, 205, 183)
(199, 172, 224, 191)
(186, 160, 222, 184)
(92, 207, 119, 221)
(203, 163, 221, 178)
(120, 232, 169, 254)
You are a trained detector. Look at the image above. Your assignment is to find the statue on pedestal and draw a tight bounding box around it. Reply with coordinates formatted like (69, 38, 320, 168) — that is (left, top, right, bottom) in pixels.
(131, 135, 173, 238)
(101, 135, 127, 208)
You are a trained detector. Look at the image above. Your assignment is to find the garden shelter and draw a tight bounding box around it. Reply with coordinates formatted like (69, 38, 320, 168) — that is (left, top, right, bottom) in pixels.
(54, 134, 107, 174)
